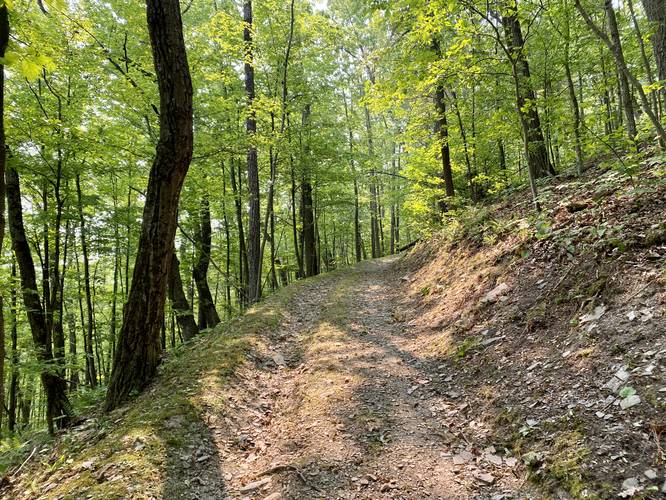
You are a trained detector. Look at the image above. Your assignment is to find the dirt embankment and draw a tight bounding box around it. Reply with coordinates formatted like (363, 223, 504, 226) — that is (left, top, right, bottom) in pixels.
(398, 162, 666, 498)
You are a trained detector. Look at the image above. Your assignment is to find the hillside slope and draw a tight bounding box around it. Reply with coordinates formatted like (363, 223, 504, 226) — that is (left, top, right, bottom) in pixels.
(2, 159, 665, 499)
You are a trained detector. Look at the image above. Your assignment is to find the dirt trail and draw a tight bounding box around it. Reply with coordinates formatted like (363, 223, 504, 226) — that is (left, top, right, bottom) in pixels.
(209, 257, 521, 499)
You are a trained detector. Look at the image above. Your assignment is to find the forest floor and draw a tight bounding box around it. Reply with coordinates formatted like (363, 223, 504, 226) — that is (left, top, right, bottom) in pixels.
(4, 157, 666, 499)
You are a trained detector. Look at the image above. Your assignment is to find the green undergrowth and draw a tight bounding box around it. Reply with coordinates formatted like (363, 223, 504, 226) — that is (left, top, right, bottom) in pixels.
(4, 277, 315, 499)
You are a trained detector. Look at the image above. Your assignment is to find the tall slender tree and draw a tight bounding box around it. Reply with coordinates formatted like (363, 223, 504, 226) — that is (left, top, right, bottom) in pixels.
(0, 1, 8, 436)
(244, 0, 262, 303)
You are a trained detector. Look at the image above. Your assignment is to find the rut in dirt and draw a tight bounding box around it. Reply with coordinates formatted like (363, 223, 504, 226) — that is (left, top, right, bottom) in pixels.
(212, 257, 521, 500)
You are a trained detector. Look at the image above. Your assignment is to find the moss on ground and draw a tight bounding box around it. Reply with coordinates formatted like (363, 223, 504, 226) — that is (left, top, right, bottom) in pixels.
(6, 277, 319, 499)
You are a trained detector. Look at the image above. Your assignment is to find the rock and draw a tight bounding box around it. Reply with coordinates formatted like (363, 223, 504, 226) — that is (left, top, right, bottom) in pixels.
(644, 469, 657, 480)
(619, 477, 641, 498)
(504, 457, 518, 467)
(580, 305, 606, 324)
(639, 308, 654, 323)
(262, 494, 282, 500)
(272, 353, 286, 367)
(78, 458, 98, 471)
(452, 450, 474, 465)
(619, 395, 641, 410)
(473, 472, 495, 485)
(240, 477, 271, 493)
(481, 337, 503, 347)
(482, 283, 509, 303)
(485, 454, 503, 466)
(604, 367, 630, 392)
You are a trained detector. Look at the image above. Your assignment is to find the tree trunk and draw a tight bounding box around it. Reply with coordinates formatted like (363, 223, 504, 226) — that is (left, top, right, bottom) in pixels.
(6, 167, 73, 434)
(243, 0, 261, 304)
(221, 161, 232, 317)
(8, 263, 18, 432)
(168, 251, 198, 342)
(342, 93, 362, 263)
(575, 0, 666, 145)
(564, 58, 584, 175)
(642, 0, 666, 111)
(290, 150, 304, 277)
(193, 197, 220, 330)
(363, 103, 381, 258)
(0, 2, 6, 437)
(561, 7, 585, 175)
(76, 174, 97, 387)
(434, 84, 455, 201)
(605, 0, 638, 142)
(451, 90, 476, 201)
(66, 308, 80, 391)
(502, 6, 553, 180)
(301, 104, 318, 277)
(104, 0, 193, 411)
(230, 158, 248, 306)
(628, 0, 659, 116)
(432, 39, 455, 204)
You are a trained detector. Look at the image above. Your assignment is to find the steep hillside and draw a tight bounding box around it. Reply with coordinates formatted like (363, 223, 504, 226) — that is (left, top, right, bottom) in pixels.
(398, 158, 666, 498)
(2, 158, 665, 499)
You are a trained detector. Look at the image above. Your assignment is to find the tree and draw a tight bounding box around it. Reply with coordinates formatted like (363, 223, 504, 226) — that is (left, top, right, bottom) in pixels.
(500, 2, 554, 181)
(168, 250, 198, 342)
(0, 1, 8, 436)
(6, 167, 73, 433)
(604, 0, 637, 143)
(642, 0, 666, 111)
(193, 196, 220, 330)
(432, 39, 455, 203)
(574, 0, 666, 145)
(105, 0, 193, 411)
(244, 0, 262, 303)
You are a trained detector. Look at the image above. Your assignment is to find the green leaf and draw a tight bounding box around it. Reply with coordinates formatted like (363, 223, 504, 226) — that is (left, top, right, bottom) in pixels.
(619, 386, 636, 398)
(20, 59, 42, 81)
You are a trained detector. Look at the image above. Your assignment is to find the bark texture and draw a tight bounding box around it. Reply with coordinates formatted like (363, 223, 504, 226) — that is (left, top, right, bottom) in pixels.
(105, 0, 193, 411)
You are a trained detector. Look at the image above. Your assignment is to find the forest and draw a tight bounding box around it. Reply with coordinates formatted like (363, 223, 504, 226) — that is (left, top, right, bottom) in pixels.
(0, 0, 664, 498)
